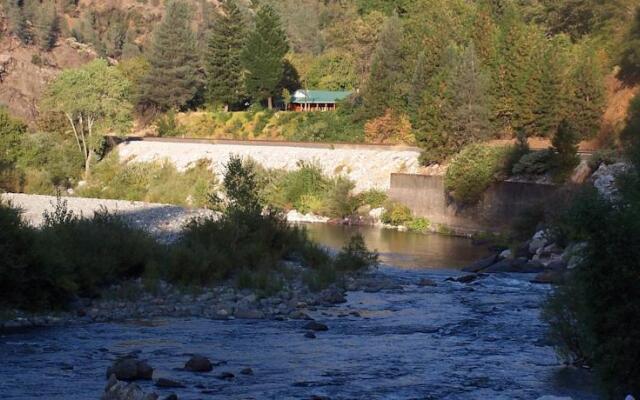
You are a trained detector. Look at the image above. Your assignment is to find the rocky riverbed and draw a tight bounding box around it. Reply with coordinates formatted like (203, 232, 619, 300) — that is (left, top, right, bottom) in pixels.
(0, 265, 597, 400)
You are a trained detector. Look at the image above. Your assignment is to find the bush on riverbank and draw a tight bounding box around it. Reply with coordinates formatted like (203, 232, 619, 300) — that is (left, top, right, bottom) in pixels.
(168, 156, 378, 287)
(543, 102, 640, 397)
(258, 161, 384, 219)
(76, 152, 217, 207)
(0, 198, 164, 310)
(444, 144, 514, 205)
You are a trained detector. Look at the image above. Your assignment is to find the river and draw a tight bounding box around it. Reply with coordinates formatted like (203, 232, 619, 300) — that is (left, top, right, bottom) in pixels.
(0, 225, 597, 399)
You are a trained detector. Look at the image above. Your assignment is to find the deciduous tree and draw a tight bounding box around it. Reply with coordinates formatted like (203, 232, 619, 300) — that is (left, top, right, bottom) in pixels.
(42, 60, 132, 177)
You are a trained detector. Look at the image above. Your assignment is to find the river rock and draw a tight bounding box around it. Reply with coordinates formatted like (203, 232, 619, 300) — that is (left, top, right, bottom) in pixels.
(163, 395, 178, 400)
(446, 274, 478, 284)
(417, 278, 437, 287)
(462, 254, 498, 273)
(106, 358, 153, 381)
(155, 378, 185, 388)
(234, 307, 265, 319)
(102, 377, 157, 400)
(304, 331, 317, 339)
(184, 355, 213, 372)
(216, 372, 235, 380)
(529, 231, 549, 254)
(240, 367, 254, 375)
(316, 288, 346, 304)
(289, 310, 313, 320)
(499, 249, 512, 259)
(304, 321, 329, 331)
(531, 270, 565, 285)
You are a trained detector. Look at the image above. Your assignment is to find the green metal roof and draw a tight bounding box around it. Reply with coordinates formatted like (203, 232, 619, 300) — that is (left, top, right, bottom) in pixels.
(291, 90, 352, 104)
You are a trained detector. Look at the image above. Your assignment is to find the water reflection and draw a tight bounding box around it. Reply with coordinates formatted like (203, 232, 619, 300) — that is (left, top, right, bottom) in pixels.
(303, 223, 490, 269)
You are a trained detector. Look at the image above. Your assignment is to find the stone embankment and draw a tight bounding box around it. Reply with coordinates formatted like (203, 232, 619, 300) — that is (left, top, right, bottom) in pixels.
(457, 162, 630, 284)
(117, 140, 422, 191)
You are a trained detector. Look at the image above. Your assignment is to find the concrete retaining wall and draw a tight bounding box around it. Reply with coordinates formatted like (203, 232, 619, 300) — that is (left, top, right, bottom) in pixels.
(117, 140, 421, 192)
(389, 173, 558, 233)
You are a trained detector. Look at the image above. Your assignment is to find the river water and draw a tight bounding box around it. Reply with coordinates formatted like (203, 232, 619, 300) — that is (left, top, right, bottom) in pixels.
(0, 225, 597, 400)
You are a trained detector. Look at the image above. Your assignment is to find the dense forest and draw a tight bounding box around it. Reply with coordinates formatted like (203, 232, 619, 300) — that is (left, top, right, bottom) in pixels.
(1, 0, 640, 190)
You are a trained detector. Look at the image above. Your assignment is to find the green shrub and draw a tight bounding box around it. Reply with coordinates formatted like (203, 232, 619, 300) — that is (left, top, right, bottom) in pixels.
(0, 201, 36, 308)
(588, 148, 619, 170)
(156, 110, 181, 137)
(303, 264, 338, 292)
(0, 198, 163, 310)
(168, 156, 317, 285)
(407, 217, 430, 233)
(543, 169, 640, 396)
(550, 120, 580, 182)
(325, 176, 360, 218)
(358, 189, 388, 209)
(281, 161, 328, 208)
(77, 152, 216, 207)
(333, 234, 378, 271)
(382, 201, 413, 225)
(444, 144, 512, 205)
(512, 149, 554, 176)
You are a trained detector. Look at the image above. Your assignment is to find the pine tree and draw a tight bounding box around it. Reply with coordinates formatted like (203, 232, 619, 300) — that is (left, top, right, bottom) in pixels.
(205, 0, 246, 111)
(241, 5, 289, 109)
(533, 37, 569, 137)
(138, 0, 201, 112)
(566, 45, 605, 140)
(362, 14, 406, 118)
(36, 2, 60, 51)
(449, 44, 491, 149)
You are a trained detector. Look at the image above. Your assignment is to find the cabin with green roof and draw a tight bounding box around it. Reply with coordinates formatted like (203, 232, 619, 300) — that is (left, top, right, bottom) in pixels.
(289, 89, 352, 112)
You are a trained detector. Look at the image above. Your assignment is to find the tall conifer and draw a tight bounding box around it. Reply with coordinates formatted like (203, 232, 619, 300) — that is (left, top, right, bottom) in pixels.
(363, 14, 406, 117)
(205, 0, 246, 111)
(241, 5, 289, 109)
(138, 0, 201, 111)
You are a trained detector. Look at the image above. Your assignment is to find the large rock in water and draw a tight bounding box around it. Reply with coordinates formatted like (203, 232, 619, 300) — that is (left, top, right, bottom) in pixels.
(184, 355, 213, 372)
(102, 374, 158, 400)
(462, 254, 498, 273)
(106, 358, 153, 381)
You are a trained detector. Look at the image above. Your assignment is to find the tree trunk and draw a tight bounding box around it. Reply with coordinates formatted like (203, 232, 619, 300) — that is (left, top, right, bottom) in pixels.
(84, 150, 92, 177)
(224, 104, 229, 112)
(267, 96, 273, 110)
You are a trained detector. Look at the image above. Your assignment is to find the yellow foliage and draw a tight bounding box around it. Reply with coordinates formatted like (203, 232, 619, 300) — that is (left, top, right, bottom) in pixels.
(364, 109, 415, 145)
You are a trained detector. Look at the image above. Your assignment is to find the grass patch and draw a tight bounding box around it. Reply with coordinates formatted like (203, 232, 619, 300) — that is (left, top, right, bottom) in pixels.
(77, 152, 216, 207)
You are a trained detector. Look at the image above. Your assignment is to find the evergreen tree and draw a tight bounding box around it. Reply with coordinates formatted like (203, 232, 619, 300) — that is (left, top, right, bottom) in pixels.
(566, 45, 605, 140)
(205, 0, 246, 111)
(362, 14, 406, 118)
(533, 37, 569, 137)
(449, 44, 492, 149)
(619, 7, 640, 82)
(241, 5, 289, 109)
(138, 0, 201, 112)
(36, 2, 60, 51)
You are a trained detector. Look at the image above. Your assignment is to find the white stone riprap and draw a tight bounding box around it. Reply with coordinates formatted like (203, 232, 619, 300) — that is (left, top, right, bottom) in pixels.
(117, 141, 422, 192)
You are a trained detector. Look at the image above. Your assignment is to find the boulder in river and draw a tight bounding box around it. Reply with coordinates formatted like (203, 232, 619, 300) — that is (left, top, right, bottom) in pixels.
(184, 355, 213, 372)
(216, 372, 235, 380)
(103, 374, 158, 400)
(304, 321, 329, 331)
(240, 367, 254, 375)
(462, 254, 498, 273)
(155, 378, 185, 388)
(446, 274, 479, 284)
(417, 278, 437, 287)
(304, 331, 317, 339)
(106, 358, 153, 381)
